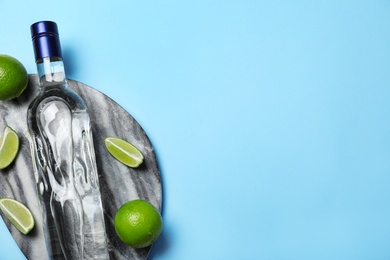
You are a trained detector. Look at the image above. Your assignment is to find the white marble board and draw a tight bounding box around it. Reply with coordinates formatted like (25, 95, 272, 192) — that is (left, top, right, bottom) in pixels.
(0, 75, 162, 260)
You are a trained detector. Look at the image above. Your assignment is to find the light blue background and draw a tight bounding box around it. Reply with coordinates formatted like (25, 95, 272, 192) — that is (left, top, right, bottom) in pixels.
(1, 1, 390, 259)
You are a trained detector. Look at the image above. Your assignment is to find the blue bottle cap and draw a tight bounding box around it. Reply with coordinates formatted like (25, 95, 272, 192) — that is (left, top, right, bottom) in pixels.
(31, 21, 62, 61)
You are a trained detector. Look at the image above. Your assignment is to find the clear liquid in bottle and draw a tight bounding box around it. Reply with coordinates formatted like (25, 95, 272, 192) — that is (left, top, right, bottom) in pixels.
(28, 21, 110, 260)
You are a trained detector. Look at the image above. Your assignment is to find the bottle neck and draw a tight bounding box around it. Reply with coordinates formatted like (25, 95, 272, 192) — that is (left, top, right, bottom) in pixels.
(36, 56, 66, 87)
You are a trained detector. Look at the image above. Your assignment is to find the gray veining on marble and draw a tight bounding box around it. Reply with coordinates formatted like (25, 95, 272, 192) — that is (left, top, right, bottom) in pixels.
(0, 75, 162, 260)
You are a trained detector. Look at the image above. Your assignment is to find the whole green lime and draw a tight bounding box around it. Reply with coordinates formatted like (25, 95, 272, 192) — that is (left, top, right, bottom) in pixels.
(0, 54, 28, 100)
(114, 199, 163, 248)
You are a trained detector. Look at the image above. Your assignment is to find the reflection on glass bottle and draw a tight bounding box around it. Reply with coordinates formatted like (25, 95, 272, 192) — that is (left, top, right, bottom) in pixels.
(27, 21, 109, 259)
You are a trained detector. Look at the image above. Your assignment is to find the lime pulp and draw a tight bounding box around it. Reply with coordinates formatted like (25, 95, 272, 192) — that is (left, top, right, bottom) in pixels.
(0, 198, 35, 235)
(0, 126, 20, 169)
(104, 137, 144, 168)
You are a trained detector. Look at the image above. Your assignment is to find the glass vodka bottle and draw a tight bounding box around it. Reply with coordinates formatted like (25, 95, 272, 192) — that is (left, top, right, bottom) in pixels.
(27, 21, 110, 260)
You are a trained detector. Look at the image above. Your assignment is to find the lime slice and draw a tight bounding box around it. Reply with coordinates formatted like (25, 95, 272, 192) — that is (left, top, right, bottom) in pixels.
(0, 126, 20, 169)
(0, 198, 35, 235)
(105, 137, 144, 168)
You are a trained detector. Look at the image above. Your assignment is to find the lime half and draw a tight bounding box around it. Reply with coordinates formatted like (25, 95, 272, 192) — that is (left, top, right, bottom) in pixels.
(0, 126, 19, 169)
(0, 198, 35, 235)
(105, 137, 144, 168)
